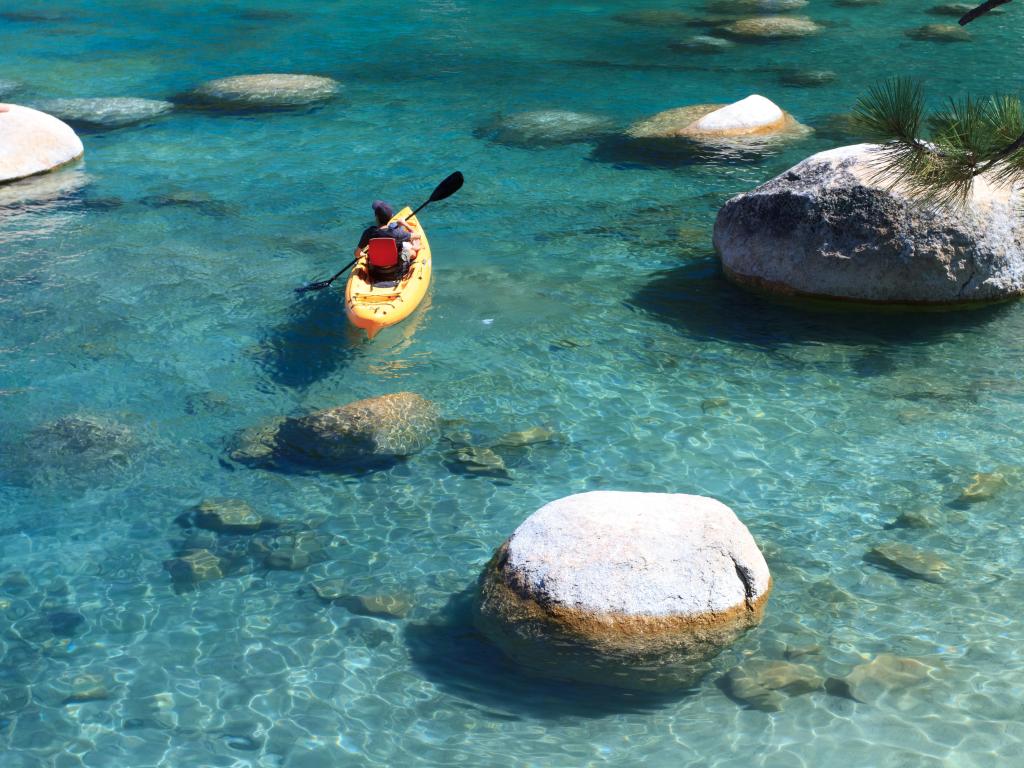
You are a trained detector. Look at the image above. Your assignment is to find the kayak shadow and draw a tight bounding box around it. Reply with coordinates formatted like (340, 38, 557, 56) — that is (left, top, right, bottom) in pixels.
(255, 288, 364, 389)
(628, 258, 1014, 348)
(403, 584, 688, 719)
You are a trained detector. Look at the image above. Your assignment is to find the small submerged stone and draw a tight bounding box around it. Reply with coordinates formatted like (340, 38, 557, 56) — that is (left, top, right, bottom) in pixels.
(191, 499, 271, 534)
(779, 69, 837, 87)
(186, 74, 340, 111)
(0, 79, 20, 98)
(720, 659, 824, 711)
(612, 9, 694, 26)
(33, 97, 173, 129)
(478, 110, 615, 148)
(670, 35, 736, 54)
(701, 397, 731, 413)
(723, 16, 822, 39)
(61, 674, 109, 705)
(905, 24, 972, 42)
(311, 579, 346, 602)
(885, 508, 940, 530)
(447, 446, 512, 478)
(955, 472, 1007, 504)
(164, 549, 224, 587)
(826, 653, 936, 703)
(708, 0, 809, 11)
(342, 594, 413, 619)
(864, 542, 951, 583)
(493, 426, 557, 447)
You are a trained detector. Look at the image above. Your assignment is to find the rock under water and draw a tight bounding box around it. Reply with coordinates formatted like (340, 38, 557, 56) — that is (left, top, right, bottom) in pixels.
(33, 97, 173, 129)
(184, 74, 341, 111)
(229, 392, 440, 470)
(475, 491, 772, 691)
(477, 110, 615, 147)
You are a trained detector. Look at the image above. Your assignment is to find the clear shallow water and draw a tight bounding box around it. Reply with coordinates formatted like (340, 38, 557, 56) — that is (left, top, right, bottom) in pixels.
(2, 1, 1024, 765)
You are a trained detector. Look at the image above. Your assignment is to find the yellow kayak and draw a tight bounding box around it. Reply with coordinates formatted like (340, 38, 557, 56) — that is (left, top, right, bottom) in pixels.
(344, 206, 432, 339)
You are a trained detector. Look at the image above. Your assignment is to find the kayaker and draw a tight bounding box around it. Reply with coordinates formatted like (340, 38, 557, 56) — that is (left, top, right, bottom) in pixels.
(354, 200, 421, 281)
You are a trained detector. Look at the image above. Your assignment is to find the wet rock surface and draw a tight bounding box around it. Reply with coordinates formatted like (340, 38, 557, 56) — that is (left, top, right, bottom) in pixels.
(826, 654, 937, 703)
(476, 491, 772, 691)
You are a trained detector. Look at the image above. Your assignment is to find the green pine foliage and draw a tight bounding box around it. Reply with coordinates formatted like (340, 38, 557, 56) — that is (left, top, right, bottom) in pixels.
(852, 78, 1024, 206)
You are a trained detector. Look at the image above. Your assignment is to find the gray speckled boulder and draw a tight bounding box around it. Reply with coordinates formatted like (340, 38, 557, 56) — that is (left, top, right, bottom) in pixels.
(476, 491, 772, 690)
(714, 144, 1024, 304)
(0, 104, 83, 183)
(230, 392, 440, 468)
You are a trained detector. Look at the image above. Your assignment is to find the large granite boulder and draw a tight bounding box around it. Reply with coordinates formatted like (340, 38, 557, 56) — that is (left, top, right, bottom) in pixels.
(714, 144, 1024, 303)
(229, 392, 440, 469)
(184, 74, 340, 111)
(475, 491, 772, 691)
(0, 103, 83, 183)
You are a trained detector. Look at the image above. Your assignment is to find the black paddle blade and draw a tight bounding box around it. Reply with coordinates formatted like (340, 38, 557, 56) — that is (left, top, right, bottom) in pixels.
(429, 171, 464, 203)
(295, 279, 331, 294)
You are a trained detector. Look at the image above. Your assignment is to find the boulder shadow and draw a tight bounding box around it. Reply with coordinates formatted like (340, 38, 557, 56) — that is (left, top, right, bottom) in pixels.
(628, 259, 1014, 348)
(404, 585, 690, 719)
(255, 288, 364, 389)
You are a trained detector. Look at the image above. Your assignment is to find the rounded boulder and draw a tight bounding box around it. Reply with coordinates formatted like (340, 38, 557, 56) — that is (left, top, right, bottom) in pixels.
(0, 103, 83, 184)
(713, 143, 1024, 304)
(34, 97, 173, 129)
(475, 491, 772, 691)
(186, 74, 340, 110)
(723, 16, 822, 38)
(230, 392, 440, 468)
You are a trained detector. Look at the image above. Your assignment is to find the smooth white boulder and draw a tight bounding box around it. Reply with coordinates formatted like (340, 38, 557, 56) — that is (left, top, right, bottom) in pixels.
(691, 94, 785, 135)
(0, 103, 83, 183)
(714, 144, 1024, 303)
(476, 491, 772, 690)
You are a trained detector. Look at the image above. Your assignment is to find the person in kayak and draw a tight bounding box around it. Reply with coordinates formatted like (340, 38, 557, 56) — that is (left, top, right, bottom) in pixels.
(355, 200, 421, 282)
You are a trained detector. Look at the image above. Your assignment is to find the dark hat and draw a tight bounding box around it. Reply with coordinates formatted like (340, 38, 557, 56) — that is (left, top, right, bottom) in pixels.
(372, 200, 393, 222)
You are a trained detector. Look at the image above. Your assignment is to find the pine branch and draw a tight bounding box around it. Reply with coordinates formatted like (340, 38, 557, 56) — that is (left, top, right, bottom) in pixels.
(959, 0, 1013, 26)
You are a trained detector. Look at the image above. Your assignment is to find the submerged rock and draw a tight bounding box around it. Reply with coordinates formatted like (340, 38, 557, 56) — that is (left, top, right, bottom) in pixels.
(826, 653, 936, 703)
(708, 0, 809, 11)
(476, 491, 772, 691)
(61, 674, 109, 705)
(447, 446, 511, 478)
(190, 499, 272, 534)
(670, 35, 736, 54)
(720, 659, 824, 711)
(311, 579, 347, 601)
(864, 542, 951, 583)
(723, 16, 822, 39)
(493, 426, 557, 447)
(164, 549, 224, 588)
(779, 69, 837, 87)
(341, 594, 413, 619)
(186, 74, 340, 110)
(714, 144, 1024, 304)
(0, 79, 20, 98)
(906, 24, 972, 42)
(33, 97, 173, 129)
(885, 508, 940, 530)
(955, 472, 1007, 504)
(0, 103, 83, 184)
(478, 110, 615, 147)
(612, 10, 694, 26)
(230, 392, 440, 469)
(13, 414, 136, 484)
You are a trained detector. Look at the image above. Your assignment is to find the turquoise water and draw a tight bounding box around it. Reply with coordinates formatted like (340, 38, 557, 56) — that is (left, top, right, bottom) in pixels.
(3, 1, 1024, 765)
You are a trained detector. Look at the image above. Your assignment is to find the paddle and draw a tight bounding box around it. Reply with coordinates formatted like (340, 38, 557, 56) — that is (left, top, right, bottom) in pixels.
(295, 171, 464, 294)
